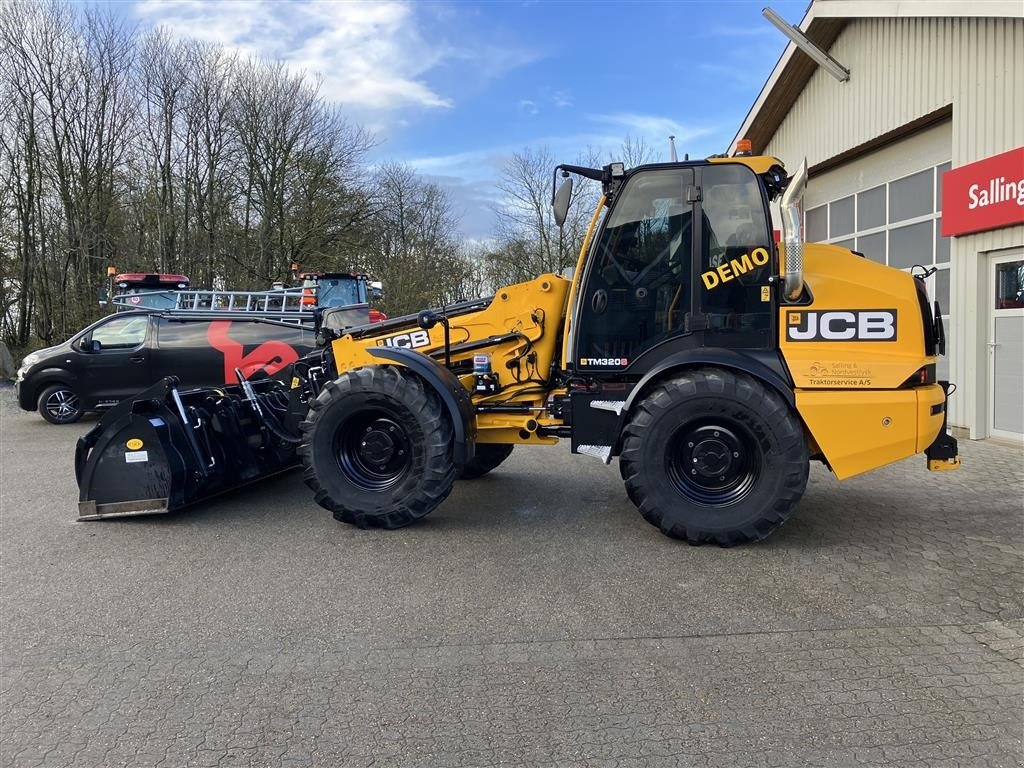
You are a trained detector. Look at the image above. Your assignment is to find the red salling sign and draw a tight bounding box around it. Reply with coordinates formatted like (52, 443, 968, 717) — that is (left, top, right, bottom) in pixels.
(941, 147, 1024, 237)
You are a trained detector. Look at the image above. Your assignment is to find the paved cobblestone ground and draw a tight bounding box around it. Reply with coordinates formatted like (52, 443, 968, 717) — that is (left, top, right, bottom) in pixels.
(1, 388, 1022, 767)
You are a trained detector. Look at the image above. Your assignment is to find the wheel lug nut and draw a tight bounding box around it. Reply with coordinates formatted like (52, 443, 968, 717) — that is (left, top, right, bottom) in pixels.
(691, 469, 697, 475)
(692, 458, 698, 463)
(361, 441, 367, 447)
(733, 451, 739, 458)
(713, 431, 719, 437)
(687, 442, 694, 447)
(719, 475, 725, 481)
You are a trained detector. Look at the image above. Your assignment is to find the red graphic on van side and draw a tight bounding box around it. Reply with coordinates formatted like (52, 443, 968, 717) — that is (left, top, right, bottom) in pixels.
(207, 321, 300, 384)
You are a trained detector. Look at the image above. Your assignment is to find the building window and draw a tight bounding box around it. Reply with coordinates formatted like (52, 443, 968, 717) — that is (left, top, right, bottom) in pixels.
(829, 196, 855, 237)
(806, 205, 827, 243)
(857, 185, 886, 231)
(889, 221, 933, 269)
(889, 169, 933, 223)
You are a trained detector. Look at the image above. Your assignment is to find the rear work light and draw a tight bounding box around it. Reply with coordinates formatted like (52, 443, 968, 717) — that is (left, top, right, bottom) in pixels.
(901, 364, 937, 388)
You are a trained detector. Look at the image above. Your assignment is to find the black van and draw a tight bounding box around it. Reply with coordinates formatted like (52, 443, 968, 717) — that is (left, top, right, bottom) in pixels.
(14, 312, 317, 424)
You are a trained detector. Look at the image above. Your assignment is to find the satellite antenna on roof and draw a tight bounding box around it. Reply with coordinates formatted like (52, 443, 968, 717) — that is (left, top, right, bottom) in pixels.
(669, 135, 678, 163)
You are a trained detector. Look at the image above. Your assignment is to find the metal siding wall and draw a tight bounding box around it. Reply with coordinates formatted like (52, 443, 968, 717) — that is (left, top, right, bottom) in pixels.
(764, 16, 1024, 437)
(766, 18, 957, 169)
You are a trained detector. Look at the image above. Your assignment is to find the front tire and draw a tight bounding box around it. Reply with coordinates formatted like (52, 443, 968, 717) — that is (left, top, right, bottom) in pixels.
(459, 443, 514, 480)
(38, 384, 83, 425)
(619, 368, 808, 546)
(299, 366, 458, 529)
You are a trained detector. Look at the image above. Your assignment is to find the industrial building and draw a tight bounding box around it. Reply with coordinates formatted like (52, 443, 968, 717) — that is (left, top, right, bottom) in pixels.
(733, 0, 1023, 440)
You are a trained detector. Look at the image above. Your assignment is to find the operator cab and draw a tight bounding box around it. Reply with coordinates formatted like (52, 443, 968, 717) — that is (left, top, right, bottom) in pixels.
(560, 157, 788, 376)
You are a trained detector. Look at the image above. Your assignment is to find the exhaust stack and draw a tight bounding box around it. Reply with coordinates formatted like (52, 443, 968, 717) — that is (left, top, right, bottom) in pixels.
(781, 158, 808, 302)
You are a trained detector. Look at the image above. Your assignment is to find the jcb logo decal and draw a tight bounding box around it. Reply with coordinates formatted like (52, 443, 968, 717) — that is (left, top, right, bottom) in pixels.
(786, 310, 898, 342)
(377, 330, 431, 349)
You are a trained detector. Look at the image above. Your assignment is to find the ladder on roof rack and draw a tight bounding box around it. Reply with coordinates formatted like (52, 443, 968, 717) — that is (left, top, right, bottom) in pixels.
(113, 287, 315, 326)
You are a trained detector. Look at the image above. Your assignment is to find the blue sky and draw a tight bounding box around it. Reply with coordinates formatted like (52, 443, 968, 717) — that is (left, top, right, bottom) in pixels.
(125, 0, 807, 237)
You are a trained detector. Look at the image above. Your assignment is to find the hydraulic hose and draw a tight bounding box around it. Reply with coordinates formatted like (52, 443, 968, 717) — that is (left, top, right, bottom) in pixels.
(260, 408, 303, 445)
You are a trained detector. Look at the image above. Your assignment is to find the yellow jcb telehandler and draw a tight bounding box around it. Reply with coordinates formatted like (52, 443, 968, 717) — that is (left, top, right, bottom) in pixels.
(76, 150, 959, 545)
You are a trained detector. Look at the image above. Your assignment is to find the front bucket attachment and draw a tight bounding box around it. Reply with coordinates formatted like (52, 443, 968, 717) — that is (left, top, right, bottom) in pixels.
(75, 377, 302, 520)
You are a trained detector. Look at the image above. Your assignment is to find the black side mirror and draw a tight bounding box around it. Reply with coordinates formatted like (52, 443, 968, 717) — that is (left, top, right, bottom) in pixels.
(80, 338, 100, 353)
(553, 176, 573, 228)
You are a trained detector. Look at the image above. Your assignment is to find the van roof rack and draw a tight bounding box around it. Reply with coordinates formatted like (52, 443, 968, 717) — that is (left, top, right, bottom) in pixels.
(113, 287, 315, 326)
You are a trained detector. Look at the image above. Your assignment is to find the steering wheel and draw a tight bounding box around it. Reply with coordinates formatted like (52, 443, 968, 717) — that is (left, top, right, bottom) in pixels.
(600, 215, 695, 290)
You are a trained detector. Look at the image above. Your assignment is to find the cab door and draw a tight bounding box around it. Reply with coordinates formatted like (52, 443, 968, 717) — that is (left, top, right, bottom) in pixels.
(79, 314, 153, 407)
(572, 167, 696, 373)
(695, 163, 776, 351)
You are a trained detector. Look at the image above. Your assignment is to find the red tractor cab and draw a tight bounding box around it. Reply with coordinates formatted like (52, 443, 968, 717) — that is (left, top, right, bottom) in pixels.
(113, 273, 191, 311)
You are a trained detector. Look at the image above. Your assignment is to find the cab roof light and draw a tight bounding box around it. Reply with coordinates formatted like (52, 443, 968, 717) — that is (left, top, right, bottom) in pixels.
(735, 138, 753, 156)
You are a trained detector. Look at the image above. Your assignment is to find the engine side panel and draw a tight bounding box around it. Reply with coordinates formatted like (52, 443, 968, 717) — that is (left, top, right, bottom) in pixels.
(779, 244, 934, 390)
(781, 243, 946, 478)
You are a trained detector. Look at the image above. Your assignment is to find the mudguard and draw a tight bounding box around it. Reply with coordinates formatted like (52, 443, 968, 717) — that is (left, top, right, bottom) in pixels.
(611, 348, 796, 456)
(367, 346, 476, 465)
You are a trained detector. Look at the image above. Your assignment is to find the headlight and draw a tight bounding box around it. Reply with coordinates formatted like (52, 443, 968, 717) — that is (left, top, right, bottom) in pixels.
(16, 353, 39, 382)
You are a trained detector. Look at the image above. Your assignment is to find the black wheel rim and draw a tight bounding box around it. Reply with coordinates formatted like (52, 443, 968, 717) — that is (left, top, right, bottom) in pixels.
(666, 419, 761, 506)
(334, 410, 413, 491)
(44, 389, 80, 422)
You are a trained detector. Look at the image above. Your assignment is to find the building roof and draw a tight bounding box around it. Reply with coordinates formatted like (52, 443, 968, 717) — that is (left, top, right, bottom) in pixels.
(730, 0, 1024, 156)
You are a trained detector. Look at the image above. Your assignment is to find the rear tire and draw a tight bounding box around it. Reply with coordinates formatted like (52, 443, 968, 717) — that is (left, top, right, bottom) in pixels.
(299, 366, 458, 529)
(619, 368, 808, 546)
(459, 443, 514, 480)
(38, 384, 83, 425)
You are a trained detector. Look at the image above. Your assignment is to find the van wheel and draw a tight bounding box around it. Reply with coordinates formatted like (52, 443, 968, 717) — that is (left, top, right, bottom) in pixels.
(38, 385, 84, 425)
(299, 366, 458, 529)
(619, 368, 808, 546)
(459, 443, 514, 480)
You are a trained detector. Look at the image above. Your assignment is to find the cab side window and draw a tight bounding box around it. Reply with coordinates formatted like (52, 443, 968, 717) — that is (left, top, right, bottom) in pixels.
(90, 315, 149, 350)
(700, 164, 774, 347)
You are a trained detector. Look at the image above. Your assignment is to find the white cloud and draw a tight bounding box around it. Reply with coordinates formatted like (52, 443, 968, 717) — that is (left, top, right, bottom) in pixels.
(550, 90, 573, 108)
(402, 114, 723, 237)
(132, 0, 534, 117)
(518, 99, 539, 116)
(587, 113, 717, 146)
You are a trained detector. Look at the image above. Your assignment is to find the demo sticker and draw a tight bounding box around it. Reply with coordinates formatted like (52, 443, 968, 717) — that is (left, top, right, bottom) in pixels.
(125, 438, 144, 450)
(125, 450, 149, 463)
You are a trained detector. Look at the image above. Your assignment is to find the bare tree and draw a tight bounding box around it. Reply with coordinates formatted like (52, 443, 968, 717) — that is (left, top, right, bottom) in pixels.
(618, 133, 657, 167)
(364, 163, 477, 314)
(486, 145, 598, 288)
(0, 1, 461, 354)
(134, 28, 187, 272)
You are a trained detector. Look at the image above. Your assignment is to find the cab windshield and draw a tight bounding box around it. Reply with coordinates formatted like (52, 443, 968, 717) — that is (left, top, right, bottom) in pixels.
(312, 277, 366, 308)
